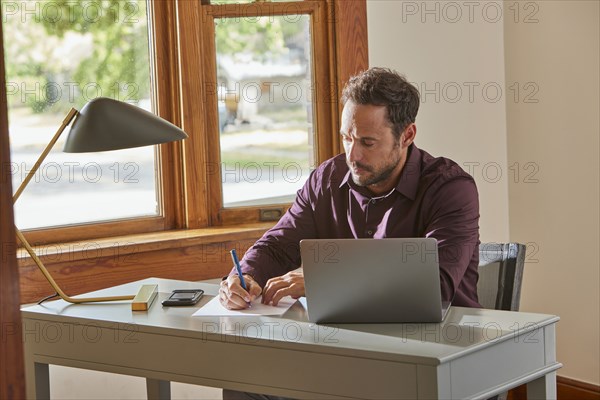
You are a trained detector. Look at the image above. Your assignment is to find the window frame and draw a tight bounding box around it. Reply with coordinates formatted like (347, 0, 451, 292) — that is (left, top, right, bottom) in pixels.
(180, 0, 339, 227)
(15, 0, 368, 244)
(18, 0, 185, 245)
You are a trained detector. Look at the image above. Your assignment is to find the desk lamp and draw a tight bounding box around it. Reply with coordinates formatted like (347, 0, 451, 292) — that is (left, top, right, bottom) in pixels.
(13, 98, 188, 309)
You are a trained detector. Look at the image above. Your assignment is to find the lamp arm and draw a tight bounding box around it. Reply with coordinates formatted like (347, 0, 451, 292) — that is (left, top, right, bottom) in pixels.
(13, 108, 79, 203)
(15, 229, 135, 304)
(13, 106, 153, 307)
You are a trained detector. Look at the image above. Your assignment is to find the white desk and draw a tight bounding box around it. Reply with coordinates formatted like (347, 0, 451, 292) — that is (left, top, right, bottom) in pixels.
(22, 278, 561, 399)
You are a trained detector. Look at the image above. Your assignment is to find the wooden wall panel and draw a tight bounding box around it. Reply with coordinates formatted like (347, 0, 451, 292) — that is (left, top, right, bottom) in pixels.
(333, 0, 369, 153)
(18, 231, 266, 304)
(0, 14, 26, 400)
(508, 377, 600, 400)
(557, 376, 600, 400)
(334, 0, 369, 83)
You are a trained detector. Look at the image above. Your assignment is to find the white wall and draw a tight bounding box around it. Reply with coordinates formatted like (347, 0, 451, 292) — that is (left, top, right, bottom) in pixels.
(504, 0, 600, 384)
(367, 0, 510, 243)
(367, 0, 600, 386)
(50, 366, 221, 399)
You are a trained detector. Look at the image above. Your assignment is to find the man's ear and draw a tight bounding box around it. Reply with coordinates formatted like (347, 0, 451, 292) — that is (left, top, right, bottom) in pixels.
(401, 123, 417, 148)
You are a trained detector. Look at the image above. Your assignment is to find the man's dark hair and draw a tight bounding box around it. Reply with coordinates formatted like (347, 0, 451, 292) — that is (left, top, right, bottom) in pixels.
(341, 67, 420, 140)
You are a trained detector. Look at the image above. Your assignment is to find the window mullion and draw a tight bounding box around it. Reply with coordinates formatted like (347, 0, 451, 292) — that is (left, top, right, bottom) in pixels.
(176, 0, 212, 228)
(149, 0, 186, 230)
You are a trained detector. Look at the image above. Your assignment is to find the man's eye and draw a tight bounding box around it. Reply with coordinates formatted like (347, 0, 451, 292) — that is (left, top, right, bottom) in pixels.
(362, 140, 374, 147)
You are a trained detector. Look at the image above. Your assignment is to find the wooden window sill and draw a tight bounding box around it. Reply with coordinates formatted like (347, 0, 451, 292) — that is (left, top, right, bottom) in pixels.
(18, 223, 273, 303)
(17, 222, 274, 267)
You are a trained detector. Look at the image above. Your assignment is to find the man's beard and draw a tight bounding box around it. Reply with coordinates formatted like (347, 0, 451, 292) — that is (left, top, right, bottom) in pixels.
(348, 151, 402, 188)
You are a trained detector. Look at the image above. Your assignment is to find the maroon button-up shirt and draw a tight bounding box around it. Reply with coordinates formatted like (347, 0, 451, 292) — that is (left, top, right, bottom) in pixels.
(238, 144, 481, 308)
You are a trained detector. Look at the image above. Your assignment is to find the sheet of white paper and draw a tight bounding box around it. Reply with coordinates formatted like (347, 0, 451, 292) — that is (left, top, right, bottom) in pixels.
(192, 295, 297, 317)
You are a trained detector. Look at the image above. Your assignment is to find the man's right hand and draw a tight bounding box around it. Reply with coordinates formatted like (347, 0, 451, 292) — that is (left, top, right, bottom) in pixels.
(219, 274, 262, 310)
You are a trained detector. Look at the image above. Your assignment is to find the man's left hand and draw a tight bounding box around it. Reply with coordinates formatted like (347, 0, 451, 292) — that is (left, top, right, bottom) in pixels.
(262, 269, 304, 306)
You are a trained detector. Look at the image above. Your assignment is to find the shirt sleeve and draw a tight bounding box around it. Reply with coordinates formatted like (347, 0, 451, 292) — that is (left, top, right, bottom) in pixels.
(234, 171, 320, 288)
(423, 177, 480, 304)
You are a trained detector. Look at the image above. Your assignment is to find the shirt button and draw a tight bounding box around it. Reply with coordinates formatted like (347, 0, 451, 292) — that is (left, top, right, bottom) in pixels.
(367, 230, 373, 236)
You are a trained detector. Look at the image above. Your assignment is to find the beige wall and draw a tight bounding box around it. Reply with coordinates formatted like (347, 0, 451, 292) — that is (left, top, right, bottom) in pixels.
(367, 0, 600, 385)
(504, 0, 600, 384)
(366, 0, 510, 243)
(49, 365, 221, 399)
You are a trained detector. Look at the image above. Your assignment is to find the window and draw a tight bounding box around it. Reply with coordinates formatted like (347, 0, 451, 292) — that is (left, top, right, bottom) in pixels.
(214, 13, 315, 208)
(3, 0, 181, 244)
(3, 0, 367, 244)
(182, 0, 339, 226)
(5, 1, 156, 229)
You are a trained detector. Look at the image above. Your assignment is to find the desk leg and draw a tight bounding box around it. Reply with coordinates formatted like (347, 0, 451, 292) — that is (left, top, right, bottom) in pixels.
(527, 371, 557, 400)
(146, 378, 171, 400)
(31, 363, 50, 400)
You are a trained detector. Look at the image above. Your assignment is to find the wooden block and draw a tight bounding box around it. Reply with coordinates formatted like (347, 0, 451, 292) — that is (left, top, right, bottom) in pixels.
(131, 284, 158, 311)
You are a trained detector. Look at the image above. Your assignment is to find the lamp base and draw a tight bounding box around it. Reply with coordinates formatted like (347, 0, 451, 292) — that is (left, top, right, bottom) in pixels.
(131, 284, 159, 311)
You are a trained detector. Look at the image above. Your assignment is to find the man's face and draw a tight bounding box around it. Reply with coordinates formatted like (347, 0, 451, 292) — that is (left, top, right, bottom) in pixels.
(340, 101, 411, 195)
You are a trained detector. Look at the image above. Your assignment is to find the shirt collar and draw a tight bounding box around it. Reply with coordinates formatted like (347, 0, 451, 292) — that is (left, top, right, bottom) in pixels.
(340, 144, 422, 201)
(340, 167, 352, 188)
(395, 144, 421, 200)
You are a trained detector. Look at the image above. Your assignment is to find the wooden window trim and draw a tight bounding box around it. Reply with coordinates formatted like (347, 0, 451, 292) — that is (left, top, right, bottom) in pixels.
(182, 0, 346, 227)
(17, 222, 275, 269)
(177, 0, 211, 229)
(150, 0, 187, 230)
(15, 0, 368, 262)
(18, 223, 275, 303)
(333, 0, 369, 150)
(20, 216, 166, 246)
(0, 16, 26, 398)
(18, 0, 186, 245)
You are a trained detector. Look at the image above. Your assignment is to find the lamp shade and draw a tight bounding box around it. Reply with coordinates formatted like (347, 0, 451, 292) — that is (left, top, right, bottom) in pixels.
(63, 97, 188, 153)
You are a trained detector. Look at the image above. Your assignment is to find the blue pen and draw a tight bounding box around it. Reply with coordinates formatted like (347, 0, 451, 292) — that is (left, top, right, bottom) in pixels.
(230, 249, 250, 305)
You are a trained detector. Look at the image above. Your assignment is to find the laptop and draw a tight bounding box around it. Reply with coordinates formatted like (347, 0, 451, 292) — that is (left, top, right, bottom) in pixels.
(300, 238, 451, 324)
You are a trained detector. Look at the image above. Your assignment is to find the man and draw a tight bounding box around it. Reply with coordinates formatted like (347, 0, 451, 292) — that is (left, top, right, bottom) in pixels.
(220, 67, 480, 312)
(220, 68, 480, 399)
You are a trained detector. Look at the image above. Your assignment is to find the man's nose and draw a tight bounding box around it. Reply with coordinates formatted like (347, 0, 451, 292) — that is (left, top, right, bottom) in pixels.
(346, 141, 361, 163)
